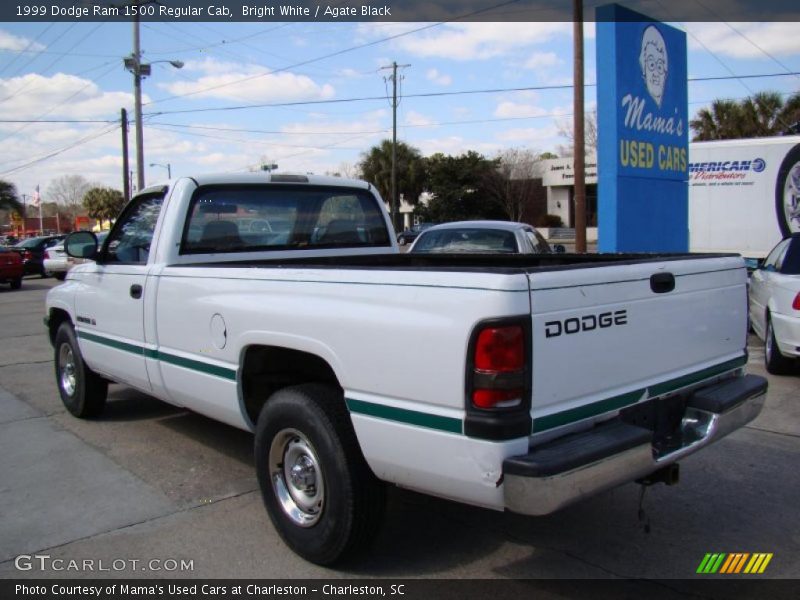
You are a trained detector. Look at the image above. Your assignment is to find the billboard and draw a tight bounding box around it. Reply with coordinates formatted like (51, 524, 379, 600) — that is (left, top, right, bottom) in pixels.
(597, 4, 689, 252)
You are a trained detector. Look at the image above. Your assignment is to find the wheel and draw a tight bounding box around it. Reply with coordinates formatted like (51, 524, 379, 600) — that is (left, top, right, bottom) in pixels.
(765, 315, 795, 375)
(775, 143, 800, 238)
(254, 384, 385, 565)
(10, 277, 21, 290)
(54, 323, 108, 418)
(54, 272, 66, 281)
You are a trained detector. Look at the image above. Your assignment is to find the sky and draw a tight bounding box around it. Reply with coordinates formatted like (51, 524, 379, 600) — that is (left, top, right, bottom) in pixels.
(1, 17, 800, 203)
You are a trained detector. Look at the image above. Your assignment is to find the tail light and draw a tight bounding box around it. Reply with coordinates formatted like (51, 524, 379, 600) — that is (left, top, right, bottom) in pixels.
(472, 326, 525, 409)
(44, 250, 51, 259)
(793, 292, 800, 311)
(465, 318, 531, 440)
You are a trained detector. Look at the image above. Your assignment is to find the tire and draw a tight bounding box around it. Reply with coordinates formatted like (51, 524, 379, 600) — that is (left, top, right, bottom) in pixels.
(765, 314, 795, 375)
(54, 272, 66, 281)
(54, 323, 108, 418)
(254, 384, 385, 565)
(10, 277, 21, 290)
(775, 143, 800, 238)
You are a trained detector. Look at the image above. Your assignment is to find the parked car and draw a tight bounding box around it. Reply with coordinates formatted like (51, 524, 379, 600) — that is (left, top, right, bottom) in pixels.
(11, 235, 65, 277)
(396, 222, 434, 246)
(44, 232, 108, 280)
(0, 247, 23, 289)
(749, 233, 800, 374)
(409, 220, 556, 254)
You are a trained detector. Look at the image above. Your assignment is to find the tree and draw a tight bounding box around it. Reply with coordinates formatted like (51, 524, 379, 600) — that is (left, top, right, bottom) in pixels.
(690, 91, 800, 141)
(359, 139, 426, 209)
(416, 151, 506, 223)
(47, 175, 91, 219)
(485, 148, 547, 222)
(0, 180, 24, 216)
(556, 109, 598, 157)
(82, 187, 125, 224)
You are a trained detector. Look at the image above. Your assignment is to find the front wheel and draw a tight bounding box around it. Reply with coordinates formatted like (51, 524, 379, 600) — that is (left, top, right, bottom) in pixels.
(10, 277, 21, 290)
(54, 323, 108, 418)
(765, 315, 795, 375)
(254, 384, 385, 565)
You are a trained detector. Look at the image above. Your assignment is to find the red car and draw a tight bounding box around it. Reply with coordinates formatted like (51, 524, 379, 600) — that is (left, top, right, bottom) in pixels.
(0, 247, 23, 290)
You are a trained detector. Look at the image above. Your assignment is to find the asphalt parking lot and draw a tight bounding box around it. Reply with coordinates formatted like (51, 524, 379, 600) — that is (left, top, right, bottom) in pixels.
(0, 277, 798, 582)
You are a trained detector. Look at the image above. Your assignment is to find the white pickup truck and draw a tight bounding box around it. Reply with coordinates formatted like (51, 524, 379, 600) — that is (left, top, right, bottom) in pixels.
(46, 173, 767, 565)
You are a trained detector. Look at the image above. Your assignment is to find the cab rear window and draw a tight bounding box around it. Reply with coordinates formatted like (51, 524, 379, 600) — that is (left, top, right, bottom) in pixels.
(181, 185, 391, 254)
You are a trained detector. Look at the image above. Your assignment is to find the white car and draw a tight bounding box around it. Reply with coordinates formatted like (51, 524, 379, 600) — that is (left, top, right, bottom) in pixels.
(44, 232, 108, 280)
(408, 220, 560, 254)
(749, 233, 800, 374)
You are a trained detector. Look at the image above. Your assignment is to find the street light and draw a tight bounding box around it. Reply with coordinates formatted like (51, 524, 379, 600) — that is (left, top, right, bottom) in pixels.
(149, 162, 172, 179)
(124, 13, 183, 192)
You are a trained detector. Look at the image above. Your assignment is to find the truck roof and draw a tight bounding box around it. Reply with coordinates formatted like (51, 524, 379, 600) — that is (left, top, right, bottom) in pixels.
(146, 172, 373, 191)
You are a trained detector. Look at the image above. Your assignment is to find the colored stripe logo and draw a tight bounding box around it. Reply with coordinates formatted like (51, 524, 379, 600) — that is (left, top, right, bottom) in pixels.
(697, 553, 773, 574)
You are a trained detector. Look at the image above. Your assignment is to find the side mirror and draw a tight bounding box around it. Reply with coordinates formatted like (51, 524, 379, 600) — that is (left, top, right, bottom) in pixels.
(553, 244, 566, 254)
(65, 231, 98, 260)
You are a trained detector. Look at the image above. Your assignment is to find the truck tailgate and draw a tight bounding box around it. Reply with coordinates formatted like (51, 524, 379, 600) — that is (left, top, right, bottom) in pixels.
(527, 256, 747, 435)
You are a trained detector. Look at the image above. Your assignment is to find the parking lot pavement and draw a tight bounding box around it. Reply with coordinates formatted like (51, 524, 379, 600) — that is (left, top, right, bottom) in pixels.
(0, 277, 798, 580)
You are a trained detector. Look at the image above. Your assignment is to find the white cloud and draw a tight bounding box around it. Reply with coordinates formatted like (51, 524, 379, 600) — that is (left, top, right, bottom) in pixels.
(359, 22, 571, 61)
(524, 52, 562, 70)
(0, 73, 140, 120)
(426, 68, 452, 86)
(0, 29, 45, 52)
(685, 22, 800, 58)
(496, 125, 561, 145)
(159, 58, 335, 103)
(404, 111, 435, 127)
(494, 101, 549, 119)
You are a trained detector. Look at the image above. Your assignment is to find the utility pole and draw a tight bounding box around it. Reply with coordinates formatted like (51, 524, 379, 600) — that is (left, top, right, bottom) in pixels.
(124, 1, 182, 195)
(132, 7, 144, 193)
(573, 0, 587, 253)
(121, 108, 130, 203)
(381, 61, 410, 232)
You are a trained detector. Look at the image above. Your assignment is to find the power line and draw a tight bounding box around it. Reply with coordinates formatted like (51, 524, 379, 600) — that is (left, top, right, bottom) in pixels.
(0, 123, 118, 176)
(144, 0, 524, 106)
(142, 71, 800, 118)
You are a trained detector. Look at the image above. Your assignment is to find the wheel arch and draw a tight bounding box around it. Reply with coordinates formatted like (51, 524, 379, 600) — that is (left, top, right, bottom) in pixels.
(47, 307, 73, 346)
(239, 343, 345, 429)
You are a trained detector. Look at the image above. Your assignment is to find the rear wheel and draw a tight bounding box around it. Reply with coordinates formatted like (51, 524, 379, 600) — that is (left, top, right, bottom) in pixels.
(254, 384, 385, 565)
(54, 272, 66, 281)
(54, 323, 108, 417)
(765, 315, 795, 375)
(10, 277, 21, 290)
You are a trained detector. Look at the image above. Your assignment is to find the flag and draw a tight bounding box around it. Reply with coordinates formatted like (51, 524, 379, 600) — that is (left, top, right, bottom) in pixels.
(31, 185, 41, 208)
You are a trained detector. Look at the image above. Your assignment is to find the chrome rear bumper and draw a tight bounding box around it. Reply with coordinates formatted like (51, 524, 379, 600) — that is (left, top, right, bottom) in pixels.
(504, 374, 767, 516)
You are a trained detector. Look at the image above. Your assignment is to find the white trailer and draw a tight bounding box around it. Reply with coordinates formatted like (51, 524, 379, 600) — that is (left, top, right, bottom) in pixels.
(689, 135, 800, 259)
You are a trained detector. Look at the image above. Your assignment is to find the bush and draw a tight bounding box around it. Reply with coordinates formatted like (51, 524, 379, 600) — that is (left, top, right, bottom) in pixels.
(537, 214, 564, 228)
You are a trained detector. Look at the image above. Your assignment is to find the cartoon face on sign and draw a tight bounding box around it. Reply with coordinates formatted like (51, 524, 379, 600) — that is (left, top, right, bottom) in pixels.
(639, 25, 668, 107)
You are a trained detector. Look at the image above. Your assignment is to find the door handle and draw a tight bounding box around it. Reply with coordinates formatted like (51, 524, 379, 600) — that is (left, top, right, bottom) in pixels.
(130, 284, 143, 299)
(650, 272, 675, 294)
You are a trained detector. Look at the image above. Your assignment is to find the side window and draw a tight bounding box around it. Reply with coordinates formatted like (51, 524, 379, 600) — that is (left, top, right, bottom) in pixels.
(104, 195, 164, 265)
(764, 239, 789, 271)
(525, 230, 551, 254)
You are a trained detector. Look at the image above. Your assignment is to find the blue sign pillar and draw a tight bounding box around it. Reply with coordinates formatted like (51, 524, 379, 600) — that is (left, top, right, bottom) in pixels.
(597, 4, 689, 252)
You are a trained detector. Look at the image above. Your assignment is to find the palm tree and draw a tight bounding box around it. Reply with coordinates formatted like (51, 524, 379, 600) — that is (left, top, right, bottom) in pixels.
(0, 180, 24, 216)
(691, 91, 800, 141)
(359, 140, 427, 227)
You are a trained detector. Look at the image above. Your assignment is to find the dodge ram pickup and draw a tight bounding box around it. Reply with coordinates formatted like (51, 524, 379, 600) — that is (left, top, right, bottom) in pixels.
(45, 173, 767, 565)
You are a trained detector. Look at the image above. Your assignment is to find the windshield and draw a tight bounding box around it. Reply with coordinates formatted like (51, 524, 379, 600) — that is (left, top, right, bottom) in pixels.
(412, 228, 519, 253)
(181, 185, 390, 254)
(16, 238, 45, 249)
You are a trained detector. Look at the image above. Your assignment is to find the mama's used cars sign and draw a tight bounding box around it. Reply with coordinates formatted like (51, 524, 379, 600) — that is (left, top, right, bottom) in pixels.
(597, 4, 689, 252)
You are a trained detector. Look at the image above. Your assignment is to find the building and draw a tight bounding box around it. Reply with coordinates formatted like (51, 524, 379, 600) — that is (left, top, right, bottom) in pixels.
(541, 156, 599, 243)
